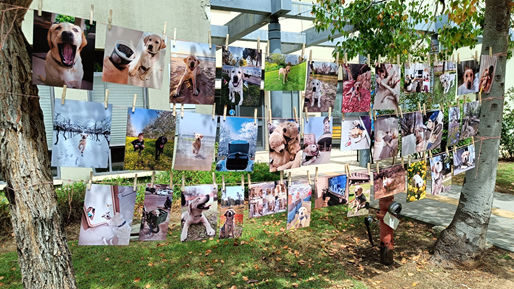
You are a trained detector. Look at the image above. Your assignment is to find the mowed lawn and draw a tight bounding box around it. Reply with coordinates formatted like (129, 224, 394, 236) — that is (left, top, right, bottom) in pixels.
(452, 161, 514, 195)
(264, 62, 308, 91)
(124, 137, 175, 171)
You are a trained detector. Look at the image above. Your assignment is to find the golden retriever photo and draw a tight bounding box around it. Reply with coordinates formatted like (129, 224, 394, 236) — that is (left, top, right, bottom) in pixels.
(373, 165, 406, 200)
(286, 184, 312, 230)
(219, 186, 244, 239)
(302, 116, 332, 166)
(181, 185, 218, 242)
(32, 11, 95, 90)
(103, 25, 167, 89)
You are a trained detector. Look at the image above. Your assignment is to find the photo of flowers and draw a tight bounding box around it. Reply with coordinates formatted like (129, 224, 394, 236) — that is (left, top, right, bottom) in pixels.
(406, 161, 427, 203)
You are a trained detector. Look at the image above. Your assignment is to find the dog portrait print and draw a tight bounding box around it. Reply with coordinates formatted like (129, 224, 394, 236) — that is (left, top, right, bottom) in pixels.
(124, 108, 175, 171)
(51, 99, 112, 168)
(478, 55, 497, 94)
(404, 63, 431, 94)
(103, 25, 167, 89)
(347, 172, 371, 217)
(268, 119, 302, 172)
(264, 53, 308, 91)
(373, 165, 406, 200)
(400, 112, 424, 156)
(430, 154, 452, 196)
(460, 101, 481, 140)
(448, 106, 461, 146)
(174, 112, 217, 171)
(341, 116, 372, 151)
(32, 11, 96, 90)
(302, 116, 332, 166)
(79, 185, 137, 246)
(219, 186, 244, 239)
(304, 61, 338, 112)
(406, 161, 428, 203)
(420, 110, 444, 152)
(373, 116, 399, 161)
(286, 184, 312, 230)
(453, 145, 476, 175)
(457, 60, 479, 96)
(374, 64, 401, 110)
(434, 61, 457, 102)
(342, 64, 372, 112)
(216, 117, 258, 172)
(170, 41, 216, 104)
(181, 185, 218, 242)
(138, 184, 173, 241)
(220, 46, 262, 107)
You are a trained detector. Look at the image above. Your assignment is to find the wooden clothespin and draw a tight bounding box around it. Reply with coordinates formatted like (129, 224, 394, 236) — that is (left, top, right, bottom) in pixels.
(181, 175, 186, 191)
(173, 28, 177, 47)
(280, 171, 283, 183)
(367, 54, 371, 66)
(395, 108, 398, 117)
(429, 150, 433, 161)
(457, 53, 460, 64)
(293, 107, 298, 123)
(38, 0, 43, 16)
(399, 106, 403, 118)
(241, 174, 245, 190)
(90, 5, 94, 24)
(397, 55, 400, 65)
(150, 171, 156, 187)
(335, 51, 339, 65)
(268, 108, 272, 124)
(475, 51, 478, 61)
(247, 174, 252, 188)
(315, 167, 319, 182)
(309, 50, 313, 63)
(108, 9, 113, 30)
(368, 108, 372, 119)
(132, 94, 137, 113)
(489, 47, 492, 57)
(408, 155, 411, 166)
(170, 171, 173, 188)
(479, 89, 482, 103)
(446, 146, 450, 156)
(408, 54, 411, 65)
(267, 41, 270, 58)
(392, 156, 396, 165)
(208, 31, 211, 49)
(172, 103, 176, 117)
(212, 103, 216, 120)
(418, 102, 422, 114)
(435, 54, 438, 64)
(427, 53, 430, 65)
(163, 22, 167, 39)
(378, 54, 381, 66)
(440, 103, 444, 113)
(367, 163, 371, 174)
(225, 34, 229, 47)
(288, 172, 292, 184)
(423, 151, 427, 162)
(133, 174, 138, 191)
(372, 109, 376, 121)
(471, 136, 475, 147)
(452, 54, 455, 62)
(301, 43, 305, 61)
(328, 107, 332, 119)
(423, 103, 426, 115)
(342, 113, 345, 122)
(254, 108, 258, 124)
(223, 105, 227, 121)
(346, 164, 351, 176)
(257, 36, 260, 51)
(87, 171, 93, 190)
(463, 95, 467, 106)
(401, 157, 404, 167)
(104, 89, 109, 109)
(61, 85, 67, 105)
(304, 107, 309, 122)
(344, 52, 348, 64)
(307, 170, 311, 185)
(210, 172, 216, 187)
(376, 162, 380, 174)
(181, 103, 184, 118)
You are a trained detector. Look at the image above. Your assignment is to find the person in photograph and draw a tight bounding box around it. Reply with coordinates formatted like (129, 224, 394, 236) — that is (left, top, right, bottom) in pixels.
(131, 133, 145, 155)
(302, 116, 332, 166)
(374, 64, 401, 110)
(478, 55, 497, 94)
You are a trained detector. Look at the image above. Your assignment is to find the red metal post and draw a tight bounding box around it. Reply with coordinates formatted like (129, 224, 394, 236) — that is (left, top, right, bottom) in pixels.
(376, 195, 394, 265)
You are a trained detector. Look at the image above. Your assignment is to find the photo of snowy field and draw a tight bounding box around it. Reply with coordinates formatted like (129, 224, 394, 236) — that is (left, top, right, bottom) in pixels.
(51, 99, 112, 168)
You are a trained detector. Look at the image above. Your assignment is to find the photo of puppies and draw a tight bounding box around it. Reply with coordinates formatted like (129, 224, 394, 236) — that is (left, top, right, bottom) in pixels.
(374, 64, 401, 110)
(404, 63, 431, 94)
(220, 46, 262, 107)
(138, 184, 173, 241)
(347, 172, 371, 217)
(174, 112, 217, 171)
(373, 165, 406, 200)
(434, 61, 457, 102)
(249, 182, 285, 218)
(478, 55, 497, 94)
(304, 61, 339, 112)
(400, 112, 424, 156)
(216, 117, 258, 172)
(406, 161, 428, 203)
(170, 40, 216, 104)
(341, 116, 372, 151)
(448, 106, 461, 146)
(373, 116, 399, 161)
(268, 119, 302, 172)
(264, 53, 308, 91)
(342, 64, 372, 112)
(422, 110, 444, 151)
(51, 99, 112, 168)
(32, 11, 96, 90)
(460, 101, 481, 140)
(181, 184, 218, 242)
(302, 116, 332, 166)
(453, 145, 476, 175)
(457, 60, 479, 96)
(79, 185, 137, 245)
(287, 184, 312, 230)
(430, 154, 452, 196)
(124, 108, 175, 170)
(219, 186, 244, 239)
(102, 25, 167, 89)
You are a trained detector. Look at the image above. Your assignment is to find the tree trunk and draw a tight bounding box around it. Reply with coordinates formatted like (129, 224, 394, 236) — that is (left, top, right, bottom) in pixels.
(433, 0, 511, 268)
(0, 1, 77, 288)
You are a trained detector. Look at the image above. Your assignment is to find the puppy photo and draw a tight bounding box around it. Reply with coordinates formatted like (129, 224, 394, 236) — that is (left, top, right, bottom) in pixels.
(460, 101, 481, 140)
(453, 145, 476, 175)
(219, 186, 244, 239)
(174, 112, 217, 171)
(430, 154, 452, 196)
(400, 112, 424, 156)
(181, 185, 218, 242)
(448, 106, 461, 146)
(52, 99, 112, 168)
(216, 117, 258, 172)
(341, 116, 372, 151)
(138, 184, 173, 241)
(347, 172, 371, 217)
(264, 53, 307, 91)
(457, 60, 479, 95)
(422, 110, 444, 151)
(268, 120, 302, 172)
(221, 46, 262, 107)
(302, 116, 332, 166)
(170, 41, 216, 104)
(342, 64, 372, 112)
(406, 161, 427, 203)
(32, 11, 95, 90)
(374, 64, 401, 110)
(433, 61, 457, 102)
(373, 116, 399, 161)
(287, 184, 312, 230)
(124, 108, 176, 171)
(373, 165, 406, 200)
(404, 63, 431, 94)
(79, 185, 137, 246)
(304, 61, 338, 112)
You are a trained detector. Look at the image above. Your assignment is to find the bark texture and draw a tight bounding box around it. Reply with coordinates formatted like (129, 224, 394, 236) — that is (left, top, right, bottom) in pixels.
(433, 0, 511, 268)
(0, 0, 77, 287)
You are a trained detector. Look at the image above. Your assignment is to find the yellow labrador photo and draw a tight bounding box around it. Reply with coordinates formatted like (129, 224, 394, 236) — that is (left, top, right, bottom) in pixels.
(129, 34, 166, 81)
(181, 194, 215, 242)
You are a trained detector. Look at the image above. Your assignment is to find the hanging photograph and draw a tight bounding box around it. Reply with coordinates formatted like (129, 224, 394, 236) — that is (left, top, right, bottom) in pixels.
(268, 119, 302, 172)
(32, 11, 96, 90)
(430, 153, 452, 195)
(434, 61, 457, 102)
(302, 116, 332, 166)
(124, 108, 176, 171)
(216, 117, 258, 172)
(249, 182, 280, 218)
(219, 186, 245, 239)
(373, 165, 406, 200)
(180, 184, 218, 242)
(406, 160, 428, 203)
(220, 46, 262, 107)
(341, 64, 372, 113)
(138, 184, 173, 241)
(400, 112, 424, 156)
(313, 174, 348, 208)
(404, 63, 430, 94)
(79, 185, 137, 245)
(374, 64, 401, 110)
(453, 145, 476, 175)
(174, 112, 217, 171)
(373, 116, 399, 161)
(422, 110, 444, 151)
(314, 176, 328, 209)
(457, 60, 479, 95)
(347, 172, 371, 217)
(341, 116, 372, 151)
(170, 40, 216, 104)
(460, 101, 481, 140)
(286, 184, 312, 230)
(479, 55, 498, 94)
(448, 106, 461, 146)
(304, 61, 339, 112)
(51, 99, 112, 168)
(264, 53, 307, 91)
(102, 25, 167, 89)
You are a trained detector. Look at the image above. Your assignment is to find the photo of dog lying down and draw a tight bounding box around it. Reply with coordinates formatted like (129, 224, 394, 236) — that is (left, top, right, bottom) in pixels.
(268, 120, 303, 172)
(304, 61, 339, 112)
(264, 53, 308, 91)
(341, 116, 372, 152)
(342, 63, 372, 113)
(287, 184, 312, 230)
(453, 145, 476, 176)
(373, 165, 406, 200)
(79, 185, 137, 246)
(406, 161, 428, 203)
(32, 11, 96, 90)
(302, 116, 332, 166)
(346, 172, 371, 217)
(170, 40, 216, 105)
(181, 185, 218, 242)
(102, 25, 167, 89)
(430, 154, 452, 196)
(219, 186, 245, 239)
(373, 64, 401, 110)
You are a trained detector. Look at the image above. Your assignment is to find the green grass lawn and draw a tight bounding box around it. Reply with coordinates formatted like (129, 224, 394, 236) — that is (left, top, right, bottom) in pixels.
(264, 62, 308, 91)
(125, 137, 175, 171)
(452, 161, 514, 195)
